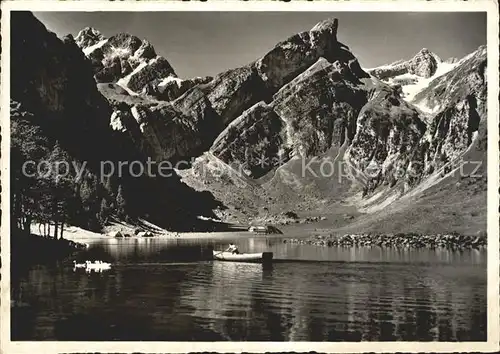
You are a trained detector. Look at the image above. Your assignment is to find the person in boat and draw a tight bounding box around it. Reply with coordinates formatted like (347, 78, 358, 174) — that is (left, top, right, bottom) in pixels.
(226, 243, 239, 254)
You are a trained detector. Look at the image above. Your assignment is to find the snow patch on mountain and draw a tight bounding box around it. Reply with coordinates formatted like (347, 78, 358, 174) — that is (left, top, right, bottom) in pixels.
(109, 46, 132, 59)
(110, 111, 125, 131)
(368, 49, 461, 111)
(157, 76, 183, 92)
(83, 38, 108, 56)
(400, 61, 458, 105)
(130, 106, 147, 133)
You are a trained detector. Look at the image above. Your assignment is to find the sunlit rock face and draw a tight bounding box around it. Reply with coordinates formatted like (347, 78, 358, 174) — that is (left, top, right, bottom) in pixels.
(255, 18, 368, 92)
(410, 46, 487, 180)
(209, 19, 372, 178)
(356, 45, 487, 193)
(70, 15, 486, 229)
(345, 86, 427, 192)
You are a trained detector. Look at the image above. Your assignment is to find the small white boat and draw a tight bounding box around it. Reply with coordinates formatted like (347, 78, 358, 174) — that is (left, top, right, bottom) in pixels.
(212, 251, 273, 263)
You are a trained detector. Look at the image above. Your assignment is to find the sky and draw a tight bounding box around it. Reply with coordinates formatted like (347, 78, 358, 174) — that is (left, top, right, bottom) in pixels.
(32, 12, 486, 79)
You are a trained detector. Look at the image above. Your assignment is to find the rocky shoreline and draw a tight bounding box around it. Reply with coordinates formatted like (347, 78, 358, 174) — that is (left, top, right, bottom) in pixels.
(284, 232, 487, 249)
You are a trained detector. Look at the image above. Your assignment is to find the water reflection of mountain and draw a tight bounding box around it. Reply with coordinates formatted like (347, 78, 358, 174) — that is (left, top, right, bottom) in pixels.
(84, 237, 487, 265)
(11, 239, 486, 341)
(179, 261, 486, 341)
(84, 238, 218, 263)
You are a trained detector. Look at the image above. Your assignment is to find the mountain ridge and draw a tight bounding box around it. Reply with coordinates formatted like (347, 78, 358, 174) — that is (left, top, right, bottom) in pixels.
(12, 12, 487, 236)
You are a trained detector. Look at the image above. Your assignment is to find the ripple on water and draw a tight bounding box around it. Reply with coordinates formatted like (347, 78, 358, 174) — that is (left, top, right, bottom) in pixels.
(11, 238, 487, 341)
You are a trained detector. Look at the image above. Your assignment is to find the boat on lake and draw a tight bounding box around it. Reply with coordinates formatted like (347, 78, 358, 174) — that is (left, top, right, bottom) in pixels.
(212, 250, 273, 263)
(73, 260, 112, 271)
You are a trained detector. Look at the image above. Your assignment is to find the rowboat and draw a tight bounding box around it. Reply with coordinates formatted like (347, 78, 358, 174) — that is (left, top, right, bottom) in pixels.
(212, 251, 273, 263)
(73, 260, 112, 270)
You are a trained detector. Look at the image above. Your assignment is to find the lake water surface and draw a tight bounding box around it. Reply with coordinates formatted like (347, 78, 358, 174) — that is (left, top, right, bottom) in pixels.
(11, 236, 486, 341)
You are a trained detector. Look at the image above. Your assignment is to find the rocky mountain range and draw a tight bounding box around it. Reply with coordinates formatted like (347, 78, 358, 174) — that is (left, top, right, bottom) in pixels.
(10, 12, 224, 232)
(10, 12, 487, 235)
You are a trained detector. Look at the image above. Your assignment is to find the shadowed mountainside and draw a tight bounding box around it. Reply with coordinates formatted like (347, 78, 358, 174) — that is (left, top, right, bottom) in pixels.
(13, 12, 487, 236)
(10, 11, 228, 233)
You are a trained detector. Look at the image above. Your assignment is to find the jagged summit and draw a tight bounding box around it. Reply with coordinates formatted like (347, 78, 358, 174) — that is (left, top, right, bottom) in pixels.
(74, 17, 369, 107)
(75, 27, 105, 48)
(74, 27, 176, 94)
(310, 18, 338, 41)
(410, 48, 442, 76)
(311, 17, 338, 32)
(366, 45, 485, 110)
(417, 48, 435, 56)
(255, 18, 368, 90)
(416, 48, 443, 63)
(412, 45, 487, 113)
(367, 47, 442, 80)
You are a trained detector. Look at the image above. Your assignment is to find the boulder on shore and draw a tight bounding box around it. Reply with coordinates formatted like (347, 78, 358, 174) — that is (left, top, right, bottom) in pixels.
(109, 231, 123, 238)
(283, 211, 299, 219)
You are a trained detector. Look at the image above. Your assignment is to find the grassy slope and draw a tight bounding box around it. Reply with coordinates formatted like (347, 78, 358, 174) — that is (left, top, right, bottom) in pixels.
(179, 130, 487, 236)
(176, 153, 270, 223)
(335, 176, 486, 236)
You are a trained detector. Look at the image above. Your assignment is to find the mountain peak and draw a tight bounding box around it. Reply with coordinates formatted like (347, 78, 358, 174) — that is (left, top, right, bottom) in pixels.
(414, 48, 441, 60)
(409, 48, 441, 77)
(73, 28, 177, 93)
(133, 39, 157, 60)
(75, 27, 105, 48)
(310, 18, 339, 44)
(310, 18, 338, 36)
(254, 17, 369, 90)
